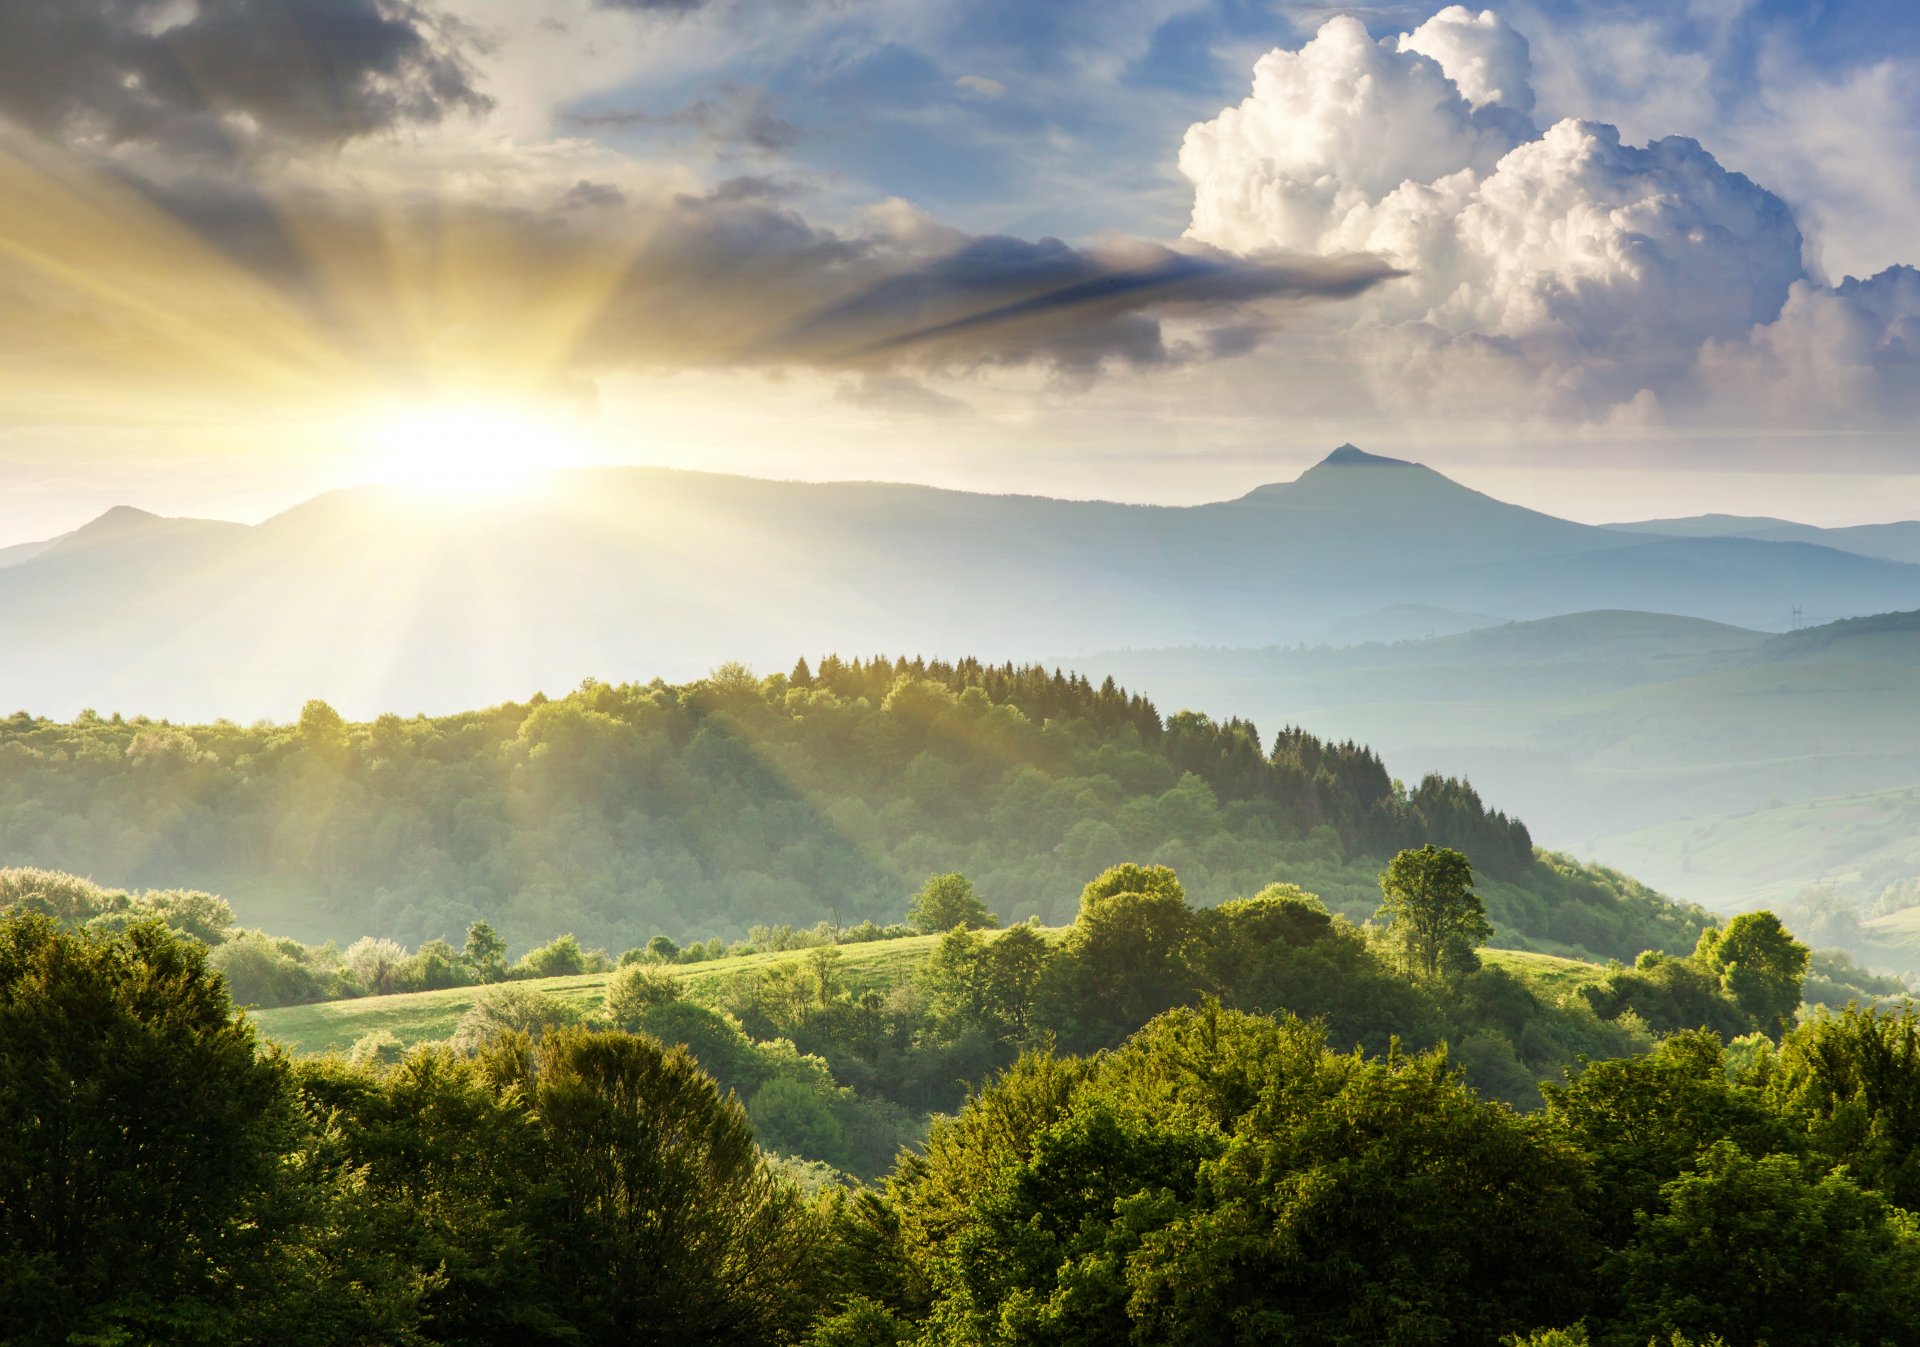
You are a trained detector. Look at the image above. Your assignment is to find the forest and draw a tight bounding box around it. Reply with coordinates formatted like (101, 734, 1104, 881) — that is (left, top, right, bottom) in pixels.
(0, 656, 1696, 959)
(5, 849, 1920, 1347)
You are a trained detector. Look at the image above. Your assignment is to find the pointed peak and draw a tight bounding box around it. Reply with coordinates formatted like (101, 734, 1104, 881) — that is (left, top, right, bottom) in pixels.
(72, 505, 161, 534)
(1316, 444, 1414, 468)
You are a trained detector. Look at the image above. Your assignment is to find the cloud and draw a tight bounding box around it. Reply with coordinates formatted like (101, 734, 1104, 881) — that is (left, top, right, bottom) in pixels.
(1697, 267, 1920, 427)
(955, 75, 1008, 98)
(565, 89, 806, 155)
(0, 0, 490, 149)
(0, 143, 1400, 413)
(759, 229, 1399, 375)
(1177, 9, 1900, 424)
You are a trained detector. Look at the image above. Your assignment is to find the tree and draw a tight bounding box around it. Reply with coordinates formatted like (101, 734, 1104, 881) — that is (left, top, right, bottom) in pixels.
(1694, 910, 1809, 1036)
(645, 933, 680, 963)
(1376, 845, 1492, 980)
(907, 874, 997, 934)
(1042, 866, 1195, 1050)
(1612, 1141, 1920, 1347)
(463, 919, 507, 981)
(515, 931, 588, 978)
(525, 1028, 818, 1345)
(604, 961, 681, 1030)
(450, 984, 583, 1053)
(0, 914, 292, 1345)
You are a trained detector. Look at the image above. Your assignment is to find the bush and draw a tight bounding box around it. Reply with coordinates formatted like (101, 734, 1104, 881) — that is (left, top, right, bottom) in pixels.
(604, 962, 681, 1030)
(450, 984, 583, 1052)
(512, 933, 587, 979)
(209, 933, 328, 1008)
(347, 1029, 407, 1068)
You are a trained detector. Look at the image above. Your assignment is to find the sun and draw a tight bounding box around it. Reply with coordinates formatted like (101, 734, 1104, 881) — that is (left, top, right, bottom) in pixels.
(361, 403, 586, 500)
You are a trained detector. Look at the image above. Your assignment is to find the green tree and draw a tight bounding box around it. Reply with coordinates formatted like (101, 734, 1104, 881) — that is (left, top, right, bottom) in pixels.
(450, 983, 583, 1053)
(907, 874, 998, 934)
(1376, 845, 1492, 980)
(0, 914, 293, 1345)
(463, 918, 507, 982)
(1611, 1141, 1920, 1347)
(604, 961, 682, 1030)
(526, 1028, 819, 1345)
(1042, 866, 1195, 1050)
(645, 933, 681, 963)
(1763, 1003, 1920, 1209)
(1693, 910, 1809, 1036)
(515, 931, 588, 978)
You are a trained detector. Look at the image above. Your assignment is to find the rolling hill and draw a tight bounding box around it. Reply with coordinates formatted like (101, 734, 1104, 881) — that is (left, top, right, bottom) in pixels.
(6, 446, 1920, 721)
(1079, 608, 1920, 928)
(1609, 513, 1920, 567)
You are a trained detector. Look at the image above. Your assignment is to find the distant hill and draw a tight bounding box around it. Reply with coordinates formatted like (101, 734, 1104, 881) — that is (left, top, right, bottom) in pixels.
(1609, 513, 1920, 567)
(0, 655, 1702, 964)
(6, 446, 1920, 719)
(1078, 608, 1920, 932)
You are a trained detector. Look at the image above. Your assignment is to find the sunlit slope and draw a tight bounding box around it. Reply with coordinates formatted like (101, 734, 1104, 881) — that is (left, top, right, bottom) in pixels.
(254, 933, 957, 1055)
(6, 449, 1920, 720)
(252, 934, 1606, 1058)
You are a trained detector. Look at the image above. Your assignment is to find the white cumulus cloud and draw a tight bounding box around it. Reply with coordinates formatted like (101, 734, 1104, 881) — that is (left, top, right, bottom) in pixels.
(1180, 8, 1920, 428)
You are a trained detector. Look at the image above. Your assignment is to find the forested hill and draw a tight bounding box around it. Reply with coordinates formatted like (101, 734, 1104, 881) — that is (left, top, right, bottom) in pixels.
(0, 656, 1702, 957)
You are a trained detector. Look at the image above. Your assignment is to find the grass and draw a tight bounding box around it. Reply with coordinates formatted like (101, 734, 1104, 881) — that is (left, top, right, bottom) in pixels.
(255, 928, 1597, 1057)
(1481, 948, 1612, 999)
(255, 936, 958, 1055)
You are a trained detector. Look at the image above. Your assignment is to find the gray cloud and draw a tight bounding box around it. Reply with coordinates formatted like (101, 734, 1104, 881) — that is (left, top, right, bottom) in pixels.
(42, 166, 1398, 391)
(566, 90, 807, 155)
(0, 0, 490, 148)
(767, 235, 1400, 373)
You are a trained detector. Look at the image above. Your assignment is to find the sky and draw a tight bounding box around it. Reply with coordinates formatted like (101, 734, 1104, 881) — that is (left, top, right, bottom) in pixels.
(2, 0, 1919, 542)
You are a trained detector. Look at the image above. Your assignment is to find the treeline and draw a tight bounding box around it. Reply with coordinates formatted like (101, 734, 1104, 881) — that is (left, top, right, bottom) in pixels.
(7, 896, 1920, 1346)
(0, 657, 1690, 958)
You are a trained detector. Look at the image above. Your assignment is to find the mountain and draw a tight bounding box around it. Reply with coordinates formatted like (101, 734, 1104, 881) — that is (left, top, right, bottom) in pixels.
(1076, 607, 1920, 929)
(1609, 513, 1920, 566)
(5, 448, 1920, 720)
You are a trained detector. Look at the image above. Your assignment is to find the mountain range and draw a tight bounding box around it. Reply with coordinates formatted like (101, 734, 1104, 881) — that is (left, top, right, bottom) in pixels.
(5, 445, 1920, 723)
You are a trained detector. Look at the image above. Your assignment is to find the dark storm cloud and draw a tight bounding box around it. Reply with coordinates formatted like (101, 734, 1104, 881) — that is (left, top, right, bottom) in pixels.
(769, 237, 1401, 372)
(67, 165, 1398, 384)
(0, 0, 490, 148)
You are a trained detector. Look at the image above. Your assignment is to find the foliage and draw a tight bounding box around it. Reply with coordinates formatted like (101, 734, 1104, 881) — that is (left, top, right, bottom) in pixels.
(1377, 844, 1493, 980)
(1694, 910, 1811, 1037)
(0, 660, 1684, 960)
(449, 983, 584, 1053)
(907, 873, 998, 934)
(0, 914, 290, 1345)
(603, 960, 682, 1029)
(3, 899, 1911, 1346)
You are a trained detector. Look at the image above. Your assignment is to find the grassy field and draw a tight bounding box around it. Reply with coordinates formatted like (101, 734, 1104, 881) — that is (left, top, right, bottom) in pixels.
(1480, 948, 1612, 999)
(252, 931, 1015, 1055)
(255, 930, 1601, 1056)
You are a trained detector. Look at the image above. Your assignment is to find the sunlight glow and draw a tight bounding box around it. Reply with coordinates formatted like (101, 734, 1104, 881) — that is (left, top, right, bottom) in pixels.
(363, 404, 586, 500)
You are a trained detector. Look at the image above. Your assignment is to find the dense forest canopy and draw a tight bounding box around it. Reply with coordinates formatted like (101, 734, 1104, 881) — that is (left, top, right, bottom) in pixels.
(5, 898, 1919, 1347)
(0, 655, 1698, 959)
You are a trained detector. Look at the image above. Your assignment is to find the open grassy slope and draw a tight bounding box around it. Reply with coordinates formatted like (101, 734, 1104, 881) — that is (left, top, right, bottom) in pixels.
(255, 931, 1607, 1058)
(255, 932, 965, 1055)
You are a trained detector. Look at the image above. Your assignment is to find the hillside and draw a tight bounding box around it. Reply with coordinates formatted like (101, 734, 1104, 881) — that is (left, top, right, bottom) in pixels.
(1610, 513, 1920, 566)
(0, 657, 1703, 962)
(6, 448, 1920, 721)
(251, 936, 1613, 1059)
(1081, 609, 1920, 929)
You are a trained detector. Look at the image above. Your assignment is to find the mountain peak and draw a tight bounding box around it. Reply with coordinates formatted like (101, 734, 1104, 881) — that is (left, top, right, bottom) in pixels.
(1317, 444, 1413, 468)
